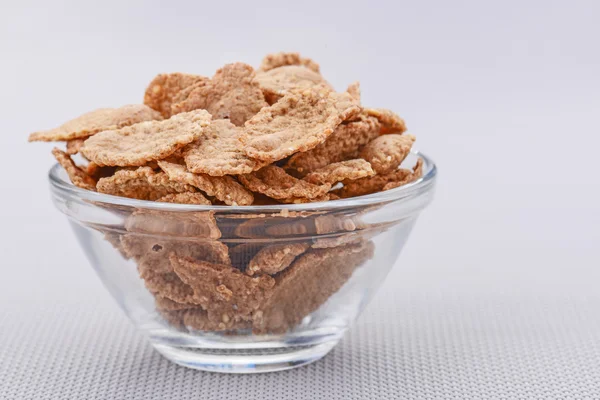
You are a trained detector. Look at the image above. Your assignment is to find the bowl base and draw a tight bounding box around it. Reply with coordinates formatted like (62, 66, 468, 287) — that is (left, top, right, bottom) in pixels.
(152, 340, 339, 373)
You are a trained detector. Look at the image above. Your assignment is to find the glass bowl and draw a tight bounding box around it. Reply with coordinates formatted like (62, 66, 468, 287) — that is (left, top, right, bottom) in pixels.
(48, 151, 436, 373)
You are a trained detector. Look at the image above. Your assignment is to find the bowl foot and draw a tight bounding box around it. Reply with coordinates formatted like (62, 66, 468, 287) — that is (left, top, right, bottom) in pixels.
(152, 339, 339, 373)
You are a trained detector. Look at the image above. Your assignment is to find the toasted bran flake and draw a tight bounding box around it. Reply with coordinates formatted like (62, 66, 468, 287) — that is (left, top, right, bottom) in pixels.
(232, 218, 276, 239)
(383, 158, 424, 191)
(81, 109, 211, 167)
(144, 73, 207, 118)
(359, 134, 415, 174)
(258, 52, 320, 73)
(96, 166, 194, 200)
(303, 159, 375, 185)
(242, 89, 361, 163)
(346, 81, 361, 102)
(334, 158, 424, 198)
(157, 192, 212, 205)
(139, 268, 196, 304)
(29, 104, 162, 142)
(232, 215, 318, 239)
(284, 115, 381, 175)
(124, 209, 222, 239)
(183, 119, 267, 176)
(314, 213, 358, 235)
(246, 243, 310, 276)
(51, 148, 97, 191)
(263, 220, 312, 236)
(155, 296, 197, 312)
(170, 255, 275, 320)
(176, 307, 253, 331)
(121, 235, 231, 272)
(365, 108, 407, 134)
(170, 63, 267, 126)
(157, 160, 254, 206)
(238, 165, 330, 200)
(277, 194, 334, 204)
(254, 241, 375, 333)
(254, 65, 332, 104)
(65, 138, 86, 155)
(132, 233, 237, 308)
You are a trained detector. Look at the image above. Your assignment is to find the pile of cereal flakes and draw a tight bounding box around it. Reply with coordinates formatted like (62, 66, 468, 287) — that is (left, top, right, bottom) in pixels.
(30, 52, 423, 334)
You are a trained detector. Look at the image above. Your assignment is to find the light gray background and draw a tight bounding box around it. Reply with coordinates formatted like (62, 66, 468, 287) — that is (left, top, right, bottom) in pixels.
(1, 0, 599, 398)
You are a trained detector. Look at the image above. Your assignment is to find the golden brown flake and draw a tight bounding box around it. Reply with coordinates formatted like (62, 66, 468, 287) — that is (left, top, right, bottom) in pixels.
(124, 209, 221, 239)
(29, 105, 162, 142)
(143, 73, 207, 118)
(314, 213, 358, 235)
(96, 166, 194, 200)
(254, 65, 332, 103)
(157, 192, 212, 205)
(359, 134, 415, 174)
(157, 160, 253, 206)
(51, 148, 97, 191)
(231, 215, 317, 239)
(81, 109, 211, 167)
(155, 296, 196, 312)
(284, 115, 381, 175)
(238, 165, 330, 200)
(140, 268, 196, 304)
(334, 158, 423, 198)
(254, 241, 375, 333)
(65, 138, 86, 155)
(179, 308, 252, 332)
(258, 52, 320, 73)
(303, 159, 374, 185)
(121, 235, 230, 272)
(242, 89, 361, 163)
(171, 80, 207, 106)
(183, 119, 267, 176)
(383, 158, 424, 191)
(246, 243, 310, 276)
(122, 234, 215, 305)
(365, 108, 407, 134)
(346, 81, 360, 102)
(170, 255, 275, 320)
(170, 63, 267, 126)
(159, 305, 253, 332)
(233, 218, 287, 239)
(277, 194, 334, 204)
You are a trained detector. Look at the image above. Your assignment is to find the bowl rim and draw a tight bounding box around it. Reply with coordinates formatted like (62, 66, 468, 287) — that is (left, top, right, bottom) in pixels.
(48, 150, 437, 212)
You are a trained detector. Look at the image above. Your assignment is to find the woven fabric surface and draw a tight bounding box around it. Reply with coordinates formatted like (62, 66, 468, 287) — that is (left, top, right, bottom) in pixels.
(2, 256, 600, 399)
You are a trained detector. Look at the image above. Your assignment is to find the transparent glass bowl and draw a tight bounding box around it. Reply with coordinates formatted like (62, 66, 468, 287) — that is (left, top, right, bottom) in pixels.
(49, 151, 436, 373)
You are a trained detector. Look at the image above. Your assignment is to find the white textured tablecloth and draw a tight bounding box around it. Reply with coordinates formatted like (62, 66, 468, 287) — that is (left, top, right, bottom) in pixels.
(2, 233, 600, 399)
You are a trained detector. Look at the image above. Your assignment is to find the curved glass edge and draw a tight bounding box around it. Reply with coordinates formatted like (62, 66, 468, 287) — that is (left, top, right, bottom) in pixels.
(48, 150, 437, 213)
